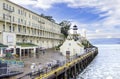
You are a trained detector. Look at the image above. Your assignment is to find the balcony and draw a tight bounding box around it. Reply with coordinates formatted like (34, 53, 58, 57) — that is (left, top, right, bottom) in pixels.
(0, 17, 4, 22)
(3, 6, 14, 13)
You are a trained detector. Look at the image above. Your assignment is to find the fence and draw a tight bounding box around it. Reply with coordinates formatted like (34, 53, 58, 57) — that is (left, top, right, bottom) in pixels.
(0, 58, 24, 67)
(0, 64, 23, 78)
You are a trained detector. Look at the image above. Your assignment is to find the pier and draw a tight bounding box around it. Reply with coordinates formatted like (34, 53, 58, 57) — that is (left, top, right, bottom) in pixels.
(35, 47, 98, 79)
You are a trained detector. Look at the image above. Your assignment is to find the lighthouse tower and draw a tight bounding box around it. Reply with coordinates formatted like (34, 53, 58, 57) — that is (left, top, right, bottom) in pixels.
(60, 25, 84, 56)
(73, 25, 78, 41)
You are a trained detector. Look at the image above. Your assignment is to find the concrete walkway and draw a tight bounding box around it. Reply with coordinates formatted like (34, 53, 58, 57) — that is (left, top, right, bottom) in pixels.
(10, 49, 66, 79)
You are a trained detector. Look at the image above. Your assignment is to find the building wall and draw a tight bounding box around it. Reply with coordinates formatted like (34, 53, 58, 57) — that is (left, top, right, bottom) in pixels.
(0, 0, 64, 48)
(0, 33, 2, 43)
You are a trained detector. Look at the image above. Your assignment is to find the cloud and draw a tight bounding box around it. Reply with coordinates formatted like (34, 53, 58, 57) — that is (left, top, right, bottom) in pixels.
(9, 0, 120, 38)
(9, 0, 37, 5)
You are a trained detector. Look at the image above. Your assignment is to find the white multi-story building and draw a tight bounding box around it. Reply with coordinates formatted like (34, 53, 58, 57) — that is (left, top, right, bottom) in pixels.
(0, 0, 64, 58)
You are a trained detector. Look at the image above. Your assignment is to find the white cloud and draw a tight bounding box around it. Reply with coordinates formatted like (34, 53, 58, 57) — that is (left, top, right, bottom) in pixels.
(9, 0, 120, 38)
(9, 0, 37, 5)
(95, 30, 101, 33)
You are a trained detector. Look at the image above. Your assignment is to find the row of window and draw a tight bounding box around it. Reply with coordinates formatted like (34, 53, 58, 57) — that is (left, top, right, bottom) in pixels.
(2, 2, 56, 28)
(20, 38, 60, 45)
(2, 2, 60, 33)
(3, 24, 15, 32)
(3, 2, 39, 21)
(18, 9, 26, 17)
(3, 13, 60, 33)
(3, 24, 60, 38)
(3, 14, 15, 22)
(3, 3, 14, 12)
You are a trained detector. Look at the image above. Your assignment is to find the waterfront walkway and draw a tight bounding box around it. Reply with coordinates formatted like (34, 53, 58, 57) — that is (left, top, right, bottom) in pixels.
(10, 49, 66, 79)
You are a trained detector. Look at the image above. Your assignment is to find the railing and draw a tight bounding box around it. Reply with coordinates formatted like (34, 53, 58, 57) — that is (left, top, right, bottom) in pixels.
(0, 64, 23, 78)
(35, 47, 98, 79)
(18, 60, 66, 79)
(0, 59, 24, 68)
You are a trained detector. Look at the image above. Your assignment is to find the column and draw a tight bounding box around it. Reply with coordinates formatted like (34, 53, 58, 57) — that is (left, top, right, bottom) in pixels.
(19, 48, 22, 61)
(0, 48, 3, 57)
(23, 49, 25, 58)
(14, 45, 16, 54)
(33, 48, 36, 58)
(27, 49, 29, 58)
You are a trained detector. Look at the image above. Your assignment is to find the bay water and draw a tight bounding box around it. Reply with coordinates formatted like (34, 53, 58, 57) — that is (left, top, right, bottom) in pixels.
(77, 44, 120, 79)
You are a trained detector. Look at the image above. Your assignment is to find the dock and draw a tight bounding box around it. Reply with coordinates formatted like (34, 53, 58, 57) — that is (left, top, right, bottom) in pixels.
(35, 47, 98, 79)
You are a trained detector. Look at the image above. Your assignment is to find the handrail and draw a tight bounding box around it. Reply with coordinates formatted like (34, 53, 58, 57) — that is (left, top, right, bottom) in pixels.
(0, 66, 23, 77)
(35, 49, 96, 79)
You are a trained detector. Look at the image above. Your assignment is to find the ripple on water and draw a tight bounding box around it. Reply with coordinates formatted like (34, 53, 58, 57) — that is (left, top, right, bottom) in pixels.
(77, 44, 120, 79)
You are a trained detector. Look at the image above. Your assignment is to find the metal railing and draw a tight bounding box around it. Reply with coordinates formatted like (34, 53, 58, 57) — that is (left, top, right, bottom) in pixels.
(0, 64, 23, 78)
(18, 60, 66, 79)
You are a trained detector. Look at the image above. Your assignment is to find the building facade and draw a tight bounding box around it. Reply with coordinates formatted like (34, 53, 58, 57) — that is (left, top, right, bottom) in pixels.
(0, 0, 63, 58)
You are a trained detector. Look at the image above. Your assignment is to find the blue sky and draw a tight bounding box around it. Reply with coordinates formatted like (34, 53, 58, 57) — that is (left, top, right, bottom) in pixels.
(10, 0, 120, 39)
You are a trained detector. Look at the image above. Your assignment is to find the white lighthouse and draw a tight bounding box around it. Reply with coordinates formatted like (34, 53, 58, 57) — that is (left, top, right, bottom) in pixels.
(73, 25, 78, 41)
(60, 25, 84, 57)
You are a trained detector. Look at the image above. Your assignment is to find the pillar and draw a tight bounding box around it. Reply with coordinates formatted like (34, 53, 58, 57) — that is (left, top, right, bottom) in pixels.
(23, 49, 25, 57)
(0, 48, 3, 57)
(33, 48, 36, 58)
(27, 49, 29, 58)
(19, 48, 22, 61)
(14, 45, 16, 54)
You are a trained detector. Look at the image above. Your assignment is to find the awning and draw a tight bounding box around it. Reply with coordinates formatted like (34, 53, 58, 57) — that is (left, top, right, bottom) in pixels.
(0, 43, 8, 48)
(16, 43, 38, 47)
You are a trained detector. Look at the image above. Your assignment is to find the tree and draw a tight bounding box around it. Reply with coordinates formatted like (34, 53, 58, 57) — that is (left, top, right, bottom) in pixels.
(59, 20, 71, 38)
(81, 39, 93, 48)
(40, 13, 55, 22)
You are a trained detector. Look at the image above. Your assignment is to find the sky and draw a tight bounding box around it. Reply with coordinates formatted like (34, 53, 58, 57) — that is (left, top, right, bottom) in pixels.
(9, 0, 120, 39)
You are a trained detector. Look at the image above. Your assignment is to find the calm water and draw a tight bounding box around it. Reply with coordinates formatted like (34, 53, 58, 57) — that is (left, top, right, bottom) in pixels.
(77, 44, 120, 79)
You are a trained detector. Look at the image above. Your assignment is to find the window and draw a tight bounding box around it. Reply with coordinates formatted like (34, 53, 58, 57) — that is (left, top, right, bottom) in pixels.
(9, 26, 11, 32)
(3, 24, 5, 31)
(25, 12, 26, 17)
(9, 6, 11, 11)
(29, 21, 31, 26)
(34, 30, 36, 34)
(13, 7, 14, 12)
(29, 29, 30, 34)
(13, 26, 14, 32)
(22, 39, 25, 43)
(29, 14, 31, 18)
(32, 15, 34, 19)
(24, 20, 26, 25)
(24, 27, 26, 33)
(3, 14, 5, 19)
(18, 25, 21, 32)
(18, 9, 20, 14)
(13, 16, 14, 22)
(3, 3, 5, 9)
(32, 23, 34, 27)
(21, 10, 23, 15)
(38, 31, 39, 35)
(18, 18, 20, 23)
(21, 19, 23, 24)
(6, 4, 8, 9)
(32, 29, 34, 34)
(37, 40, 39, 43)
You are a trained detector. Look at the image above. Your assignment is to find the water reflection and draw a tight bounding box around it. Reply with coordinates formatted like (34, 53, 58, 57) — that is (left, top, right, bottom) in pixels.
(77, 44, 120, 79)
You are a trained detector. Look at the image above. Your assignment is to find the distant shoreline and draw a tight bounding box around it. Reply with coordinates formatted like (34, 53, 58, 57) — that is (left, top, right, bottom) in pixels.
(89, 38, 120, 44)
